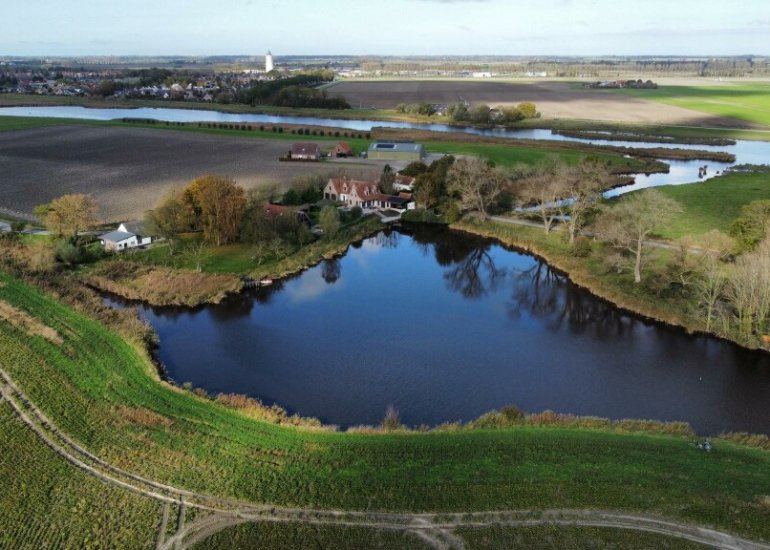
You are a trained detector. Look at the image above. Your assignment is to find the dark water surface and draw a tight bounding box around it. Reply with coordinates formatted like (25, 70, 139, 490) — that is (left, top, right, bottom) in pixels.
(130, 226, 770, 435)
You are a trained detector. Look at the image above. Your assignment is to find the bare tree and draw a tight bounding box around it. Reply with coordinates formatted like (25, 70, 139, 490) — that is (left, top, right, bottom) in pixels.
(724, 237, 770, 342)
(447, 157, 505, 220)
(593, 190, 682, 284)
(182, 241, 210, 273)
(564, 157, 612, 243)
(517, 159, 569, 234)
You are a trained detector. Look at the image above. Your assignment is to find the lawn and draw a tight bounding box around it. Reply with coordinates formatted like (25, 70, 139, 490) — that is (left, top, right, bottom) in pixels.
(646, 171, 770, 240)
(618, 83, 770, 129)
(0, 269, 768, 549)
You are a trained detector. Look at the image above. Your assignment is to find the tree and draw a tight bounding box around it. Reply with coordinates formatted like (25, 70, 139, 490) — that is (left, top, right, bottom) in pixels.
(144, 189, 192, 252)
(729, 199, 770, 252)
(446, 157, 505, 219)
(184, 176, 246, 246)
(593, 190, 683, 284)
(517, 159, 569, 234)
(38, 194, 99, 241)
(182, 241, 210, 272)
(516, 102, 539, 119)
(379, 164, 396, 195)
(319, 205, 340, 237)
(724, 237, 770, 342)
(564, 156, 612, 243)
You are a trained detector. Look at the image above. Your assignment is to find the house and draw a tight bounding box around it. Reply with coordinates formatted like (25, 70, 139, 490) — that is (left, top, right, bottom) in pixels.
(393, 174, 416, 192)
(290, 143, 321, 161)
(100, 230, 140, 252)
(372, 194, 413, 211)
(117, 221, 152, 246)
(367, 142, 425, 162)
(331, 141, 353, 158)
(323, 177, 379, 208)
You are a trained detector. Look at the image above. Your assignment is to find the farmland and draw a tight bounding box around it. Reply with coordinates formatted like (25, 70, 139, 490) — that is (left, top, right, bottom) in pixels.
(618, 83, 770, 129)
(0, 123, 378, 222)
(327, 79, 758, 127)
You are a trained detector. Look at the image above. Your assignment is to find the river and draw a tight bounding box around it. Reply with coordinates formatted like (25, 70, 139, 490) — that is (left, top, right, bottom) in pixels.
(2, 105, 769, 195)
(118, 226, 770, 435)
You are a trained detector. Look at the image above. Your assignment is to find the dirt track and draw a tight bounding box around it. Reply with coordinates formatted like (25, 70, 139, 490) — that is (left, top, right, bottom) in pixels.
(0, 125, 378, 222)
(330, 80, 753, 128)
(1, 366, 767, 550)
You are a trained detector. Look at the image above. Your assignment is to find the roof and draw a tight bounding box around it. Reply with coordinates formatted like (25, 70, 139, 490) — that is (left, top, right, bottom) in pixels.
(326, 177, 378, 197)
(394, 174, 415, 185)
(374, 195, 410, 206)
(368, 142, 424, 154)
(263, 203, 291, 217)
(291, 143, 320, 156)
(335, 141, 353, 153)
(119, 221, 146, 234)
(100, 230, 135, 243)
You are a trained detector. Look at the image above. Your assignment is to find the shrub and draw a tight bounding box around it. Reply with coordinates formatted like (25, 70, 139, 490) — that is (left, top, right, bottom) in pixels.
(571, 236, 593, 257)
(54, 241, 84, 266)
(381, 405, 402, 431)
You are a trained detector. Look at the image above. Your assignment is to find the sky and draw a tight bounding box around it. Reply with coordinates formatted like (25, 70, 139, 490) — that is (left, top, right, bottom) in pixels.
(2, 0, 769, 57)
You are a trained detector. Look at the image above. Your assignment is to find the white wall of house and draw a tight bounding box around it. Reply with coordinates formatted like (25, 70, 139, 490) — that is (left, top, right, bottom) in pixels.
(103, 236, 139, 252)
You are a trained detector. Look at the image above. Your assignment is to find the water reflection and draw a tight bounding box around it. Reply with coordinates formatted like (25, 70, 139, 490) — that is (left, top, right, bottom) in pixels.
(111, 225, 770, 434)
(444, 246, 505, 299)
(321, 259, 341, 284)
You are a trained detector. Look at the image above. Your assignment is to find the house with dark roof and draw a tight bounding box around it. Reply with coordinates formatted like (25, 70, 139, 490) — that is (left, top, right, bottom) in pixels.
(290, 143, 321, 161)
(100, 221, 152, 251)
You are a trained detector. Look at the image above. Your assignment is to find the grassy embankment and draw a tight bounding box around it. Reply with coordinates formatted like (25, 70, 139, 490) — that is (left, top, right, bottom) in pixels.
(617, 83, 770, 130)
(0, 270, 769, 548)
(654, 171, 770, 240)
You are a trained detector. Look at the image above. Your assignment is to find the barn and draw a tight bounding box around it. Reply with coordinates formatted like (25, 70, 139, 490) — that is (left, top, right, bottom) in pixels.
(367, 142, 425, 162)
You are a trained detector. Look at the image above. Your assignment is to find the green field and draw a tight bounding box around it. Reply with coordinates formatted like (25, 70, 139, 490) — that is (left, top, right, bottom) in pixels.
(630, 171, 770, 240)
(619, 83, 770, 129)
(0, 269, 769, 548)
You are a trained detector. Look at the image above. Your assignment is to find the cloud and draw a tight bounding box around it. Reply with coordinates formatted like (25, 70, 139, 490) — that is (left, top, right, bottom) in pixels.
(459, 25, 472, 31)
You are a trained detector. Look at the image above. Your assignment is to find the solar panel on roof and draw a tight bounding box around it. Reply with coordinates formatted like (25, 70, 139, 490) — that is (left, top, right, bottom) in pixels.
(375, 143, 396, 149)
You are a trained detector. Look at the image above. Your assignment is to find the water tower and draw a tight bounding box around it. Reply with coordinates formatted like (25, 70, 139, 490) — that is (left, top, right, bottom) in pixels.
(265, 50, 274, 73)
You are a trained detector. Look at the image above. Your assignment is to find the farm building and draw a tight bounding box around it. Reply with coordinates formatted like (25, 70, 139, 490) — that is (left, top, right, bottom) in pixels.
(331, 141, 353, 158)
(290, 143, 321, 161)
(263, 203, 311, 225)
(367, 142, 425, 162)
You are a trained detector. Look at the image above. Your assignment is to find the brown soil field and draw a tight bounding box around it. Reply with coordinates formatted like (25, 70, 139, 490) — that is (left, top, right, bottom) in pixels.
(330, 80, 753, 128)
(0, 126, 378, 222)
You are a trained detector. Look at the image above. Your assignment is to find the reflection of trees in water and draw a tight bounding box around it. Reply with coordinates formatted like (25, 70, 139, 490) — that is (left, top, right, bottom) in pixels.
(375, 230, 400, 249)
(208, 291, 256, 320)
(252, 280, 285, 305)
(508, 262, 633, 337)
(444, 247, 505, 299)
(321, 258, 341, 285)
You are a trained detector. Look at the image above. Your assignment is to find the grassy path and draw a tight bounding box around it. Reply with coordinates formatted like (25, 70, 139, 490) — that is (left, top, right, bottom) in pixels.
(1, 366, 768, 550)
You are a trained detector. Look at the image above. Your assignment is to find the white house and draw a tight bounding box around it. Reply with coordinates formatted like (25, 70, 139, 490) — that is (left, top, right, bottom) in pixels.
(393, 175, 416, 192)
(100, 231, 139, 252)
(117, 221, 152, 245)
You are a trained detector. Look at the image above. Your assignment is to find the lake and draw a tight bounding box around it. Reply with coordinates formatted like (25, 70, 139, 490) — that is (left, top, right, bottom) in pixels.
(126, 225, 770, 435)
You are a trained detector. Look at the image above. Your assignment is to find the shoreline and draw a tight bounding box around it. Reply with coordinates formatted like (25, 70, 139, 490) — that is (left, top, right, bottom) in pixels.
(450, 217, 769, 355)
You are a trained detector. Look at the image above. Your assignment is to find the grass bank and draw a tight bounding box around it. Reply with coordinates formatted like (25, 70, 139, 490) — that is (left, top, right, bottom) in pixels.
(654, 171, 770, 240)
(0, 269, 768, 548)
